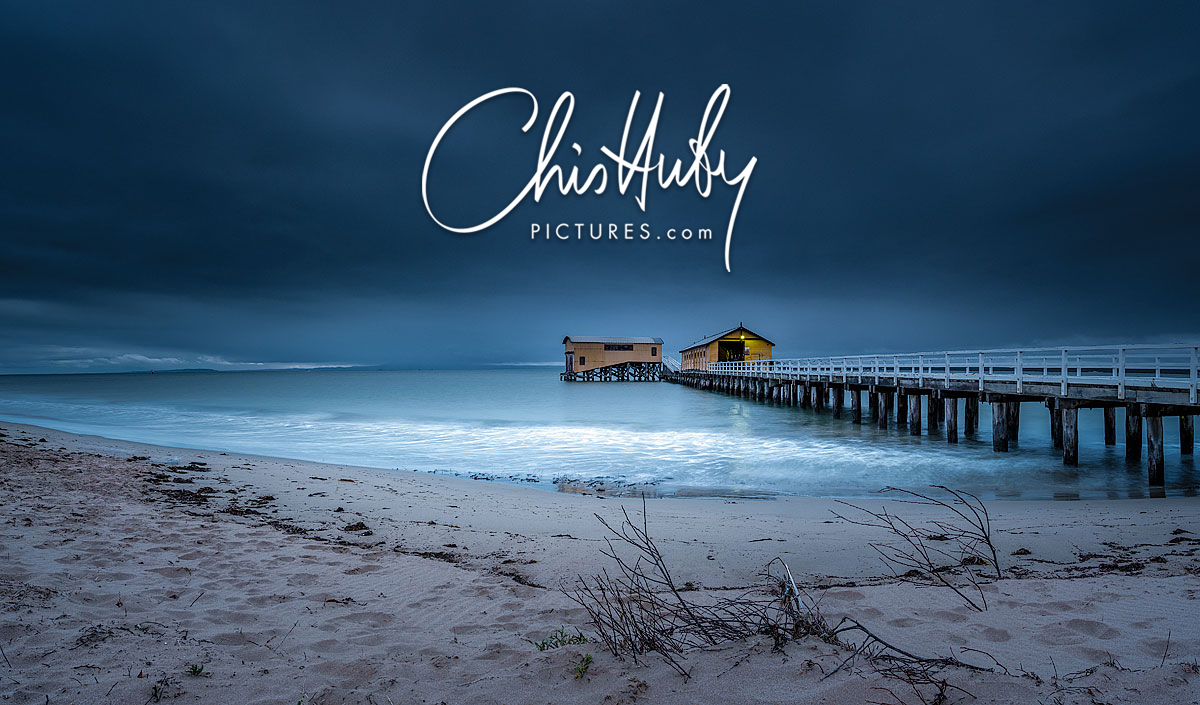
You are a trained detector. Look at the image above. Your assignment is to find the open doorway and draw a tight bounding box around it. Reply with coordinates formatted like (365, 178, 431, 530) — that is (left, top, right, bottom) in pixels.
(717, 340, 746, 362)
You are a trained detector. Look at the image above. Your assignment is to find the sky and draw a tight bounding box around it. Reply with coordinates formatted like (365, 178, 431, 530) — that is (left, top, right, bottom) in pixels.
(2, 2, 1199, 373)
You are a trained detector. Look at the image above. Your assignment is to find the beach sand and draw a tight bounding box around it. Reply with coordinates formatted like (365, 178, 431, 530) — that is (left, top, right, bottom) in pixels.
(1, 420, 1198, 704)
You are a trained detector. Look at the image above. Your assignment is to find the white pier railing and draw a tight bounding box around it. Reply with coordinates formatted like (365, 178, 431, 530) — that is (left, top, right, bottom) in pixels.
(705, 344, 1200, 404)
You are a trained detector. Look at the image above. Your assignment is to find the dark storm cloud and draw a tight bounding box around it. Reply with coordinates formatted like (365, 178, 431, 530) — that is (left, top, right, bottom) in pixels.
(1, 1, 1198, 372)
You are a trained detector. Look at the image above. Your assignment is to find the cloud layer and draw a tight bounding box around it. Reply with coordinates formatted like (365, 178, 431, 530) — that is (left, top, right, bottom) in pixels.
(2, 2, 1198, 372)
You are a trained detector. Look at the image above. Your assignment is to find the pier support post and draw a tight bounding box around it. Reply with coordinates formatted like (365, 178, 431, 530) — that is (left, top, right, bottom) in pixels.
(1147, 415, 1165, 485)
(851, 389, 862, 424)
(927, 394, 940, 432)
(897, 390, 907, 424)
(1126, 406, 1142, 462)
(907, 394, 921, 435)
(1006, 402, 1020, 442)
(1051, 407, 1063, 449)
(964, 397, 978, 435)
(1103, 408, 1116, 445)
(868, 388, 877, 417)
(800, 383, 810, 409)
(816, 383, 826, 412)
(991, 402, 1009, 452)
(938, 395, 945, 424)
(1181, 415, 1194, 455)
(945, 398, 958, 443)
(832, 386, 843, 419)
(1063, 408, 1078, 465)
(877, 392, 889, 429)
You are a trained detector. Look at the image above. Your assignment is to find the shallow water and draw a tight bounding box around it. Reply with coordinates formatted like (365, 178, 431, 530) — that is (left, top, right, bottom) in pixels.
(0, 368, 1195, 499)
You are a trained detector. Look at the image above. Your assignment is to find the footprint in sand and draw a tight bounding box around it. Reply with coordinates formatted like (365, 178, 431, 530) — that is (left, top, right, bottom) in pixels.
(1063, 619, 1119, 640)
(287, 572, 318, 586)
(934, 610, 969, 623)
(1034, 624, 1085, 646)
(974, 626, 1011, 642)
(887, 617, 921, 628)
(1035, 619, 1118, 646)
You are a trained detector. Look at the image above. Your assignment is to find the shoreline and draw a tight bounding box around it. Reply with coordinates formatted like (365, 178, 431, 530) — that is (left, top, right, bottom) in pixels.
(2, 420, 1199, 703)
(2, 415, 1195, 503)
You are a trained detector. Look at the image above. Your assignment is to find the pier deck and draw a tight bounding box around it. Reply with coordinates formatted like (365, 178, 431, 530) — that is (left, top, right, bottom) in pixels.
(670, 344, 1199, 486)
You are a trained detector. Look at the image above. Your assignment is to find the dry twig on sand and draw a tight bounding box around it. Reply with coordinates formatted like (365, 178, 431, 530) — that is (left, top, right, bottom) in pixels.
(832, 486, 1001, 611)
(565, 496, 993, 702)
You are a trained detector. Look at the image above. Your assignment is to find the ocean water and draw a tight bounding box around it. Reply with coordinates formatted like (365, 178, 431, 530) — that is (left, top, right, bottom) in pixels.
(0, 369, 1196, 499)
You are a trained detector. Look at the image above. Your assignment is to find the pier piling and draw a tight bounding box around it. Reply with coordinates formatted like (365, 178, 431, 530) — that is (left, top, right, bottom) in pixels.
(964, 397, 978, 435)
(902, 393, 921, 431)
(907, 393, 921, 435)
(1126, 407, 1142, 462)
(851, 388, 862, 424)
(1006, 402, 1020, 442)
(991, 402, 1009, 452)
(1181, 415, 1194, 455)
(945, 398, 958, 443)
(877, 392, 888, 430)
(1147, 415, 1165, 485)
(1103, 407, 1117, 445)
(1063, 408, 1078, 465)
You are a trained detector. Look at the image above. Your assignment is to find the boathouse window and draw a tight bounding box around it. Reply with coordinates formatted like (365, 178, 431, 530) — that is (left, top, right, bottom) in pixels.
(604, 344, 634, 351)
(579, 356, 586, 366)
(651, 347, 657, 356)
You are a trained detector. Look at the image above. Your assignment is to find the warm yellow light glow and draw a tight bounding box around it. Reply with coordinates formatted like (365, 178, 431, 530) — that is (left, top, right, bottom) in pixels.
(740, 334, 745, 339)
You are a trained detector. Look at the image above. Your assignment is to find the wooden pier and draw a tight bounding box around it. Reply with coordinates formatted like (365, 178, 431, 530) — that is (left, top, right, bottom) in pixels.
(561, 361, 665, 382)
(667, 344, 1200, 486)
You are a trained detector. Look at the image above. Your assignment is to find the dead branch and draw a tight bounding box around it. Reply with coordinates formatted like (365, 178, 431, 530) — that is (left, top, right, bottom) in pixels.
(832, 486, 1003, 611)
(566, 496, 993, 702)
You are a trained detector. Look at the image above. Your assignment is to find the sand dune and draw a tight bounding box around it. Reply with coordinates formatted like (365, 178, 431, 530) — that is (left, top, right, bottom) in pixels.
(1, 421, 1198, 704)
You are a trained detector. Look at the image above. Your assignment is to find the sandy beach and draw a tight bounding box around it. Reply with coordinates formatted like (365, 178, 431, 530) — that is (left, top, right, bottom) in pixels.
(1, 420, 1198, 704)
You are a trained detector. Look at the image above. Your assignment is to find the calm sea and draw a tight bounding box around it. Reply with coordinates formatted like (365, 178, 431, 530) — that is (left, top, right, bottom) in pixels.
(0, 369, 1195, 499)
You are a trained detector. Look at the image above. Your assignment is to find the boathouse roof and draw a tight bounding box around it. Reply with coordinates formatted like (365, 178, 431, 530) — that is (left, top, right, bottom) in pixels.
(680, 325, 775, 352)
(562, 336, 664, 345)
